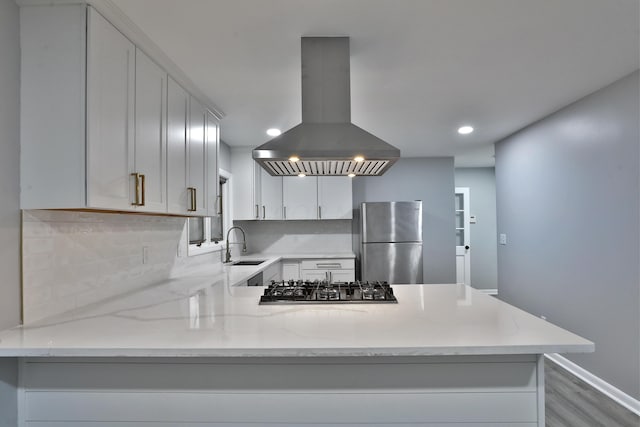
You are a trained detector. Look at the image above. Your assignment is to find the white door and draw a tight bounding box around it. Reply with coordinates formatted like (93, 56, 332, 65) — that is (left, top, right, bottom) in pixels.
(283, 176, 318, 220)
(166, 77, 189, 214)
(455, 187, 471, 285)
(206, 110, 220, 218)
(261, 169, 283, 219)
(188, 97, 208, 215)
(86, 7, 135, 210)
(134, 49, 166, 213)
(318, 176, 353, 219)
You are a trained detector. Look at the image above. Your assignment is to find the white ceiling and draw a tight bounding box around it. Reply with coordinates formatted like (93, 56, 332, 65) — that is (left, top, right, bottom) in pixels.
(111, 0, 639, 167)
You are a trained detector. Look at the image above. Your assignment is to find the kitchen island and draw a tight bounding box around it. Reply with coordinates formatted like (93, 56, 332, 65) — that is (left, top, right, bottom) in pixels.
(0, 265, 593, 426)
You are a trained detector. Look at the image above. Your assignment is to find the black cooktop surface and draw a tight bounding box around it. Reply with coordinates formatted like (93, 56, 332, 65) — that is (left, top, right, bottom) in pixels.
(259, 280, 398, 305)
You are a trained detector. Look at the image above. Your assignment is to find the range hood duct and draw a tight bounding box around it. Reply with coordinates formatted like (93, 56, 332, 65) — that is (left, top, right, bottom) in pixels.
(253, 37, 400, 176)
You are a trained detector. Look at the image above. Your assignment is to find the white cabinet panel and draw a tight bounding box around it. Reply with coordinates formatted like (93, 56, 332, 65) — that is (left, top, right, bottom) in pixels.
(188, 97, 208, 215)
(318, 176, 353, 219)
(283, 176, 318, 220)
(133, 49, 166, 213)
(282, 262, 301, 280)
(206, 110, 220, 219)
(86, 6, 135, 210)
(261, 169, 283, 220)
(166, 77, 189, 214)
(231, 148, 260, 220)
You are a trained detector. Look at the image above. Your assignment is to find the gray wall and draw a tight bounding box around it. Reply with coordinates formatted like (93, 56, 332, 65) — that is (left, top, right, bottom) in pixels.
(352, 157, 456, 283)
(220, 140, 232, 172)
(455, 167, 498, 290)
(0, 0, 21, 423)
(495, 71, 640, 399)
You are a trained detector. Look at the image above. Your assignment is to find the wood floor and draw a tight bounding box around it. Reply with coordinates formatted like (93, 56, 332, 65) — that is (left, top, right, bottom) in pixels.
(545, 359, 639, 427)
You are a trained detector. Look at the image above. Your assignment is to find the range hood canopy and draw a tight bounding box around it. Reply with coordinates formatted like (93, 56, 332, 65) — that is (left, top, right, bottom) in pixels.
(253, 37, 400, 176)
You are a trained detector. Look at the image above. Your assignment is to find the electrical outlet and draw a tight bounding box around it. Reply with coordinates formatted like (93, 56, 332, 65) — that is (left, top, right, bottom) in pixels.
(142, 246, 149, 264)
(499, 233, 507, 245)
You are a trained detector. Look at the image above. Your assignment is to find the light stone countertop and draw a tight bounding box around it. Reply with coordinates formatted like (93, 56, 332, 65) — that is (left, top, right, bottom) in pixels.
(0, 258, 593, 357)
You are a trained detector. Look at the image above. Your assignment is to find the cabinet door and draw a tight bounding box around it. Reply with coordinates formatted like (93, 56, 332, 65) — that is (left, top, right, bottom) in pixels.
(300, 270, 329, 282)
(283, 176, 318, 220)
(206, 111, 220, 218)
(318, 176, 353, 219)
(329, 270, 355, 283)
(188, 97, 208, 215)
(166, 77, 189, 214)
(86, 7, 135, 210)
(261, 169, 283, 220)
(134, 49, 166, 212)
(230, 148, 260, 220)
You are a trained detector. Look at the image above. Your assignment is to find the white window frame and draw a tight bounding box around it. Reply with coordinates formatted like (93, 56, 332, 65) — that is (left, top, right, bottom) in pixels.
(187, 169, 233, 256)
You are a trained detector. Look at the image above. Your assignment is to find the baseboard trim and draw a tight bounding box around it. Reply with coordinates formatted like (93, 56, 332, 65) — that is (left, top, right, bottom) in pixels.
(545, 353, 640, 416)
(478, 288, 498, 295)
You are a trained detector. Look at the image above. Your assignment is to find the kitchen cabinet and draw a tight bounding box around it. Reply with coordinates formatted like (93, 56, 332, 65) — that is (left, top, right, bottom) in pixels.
(166, 77, 190, 214)
(260, 169, 283, 220)
(299, 259, 355, 282)
(230, 148, 260, 220)
(188, 97, 208, 215)
(317, 177, 353, 219)
(282, 262, 301, 280)
(283, 177, 317, 220)
(261, 261, 282, 285)
(206, 110, 221, 219)
(20, 4, 221, 215)
(85, 6, 136, 210)
(131, 48, 167, 213)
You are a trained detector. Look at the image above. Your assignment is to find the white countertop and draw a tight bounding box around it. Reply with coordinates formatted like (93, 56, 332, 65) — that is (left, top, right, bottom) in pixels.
(0, 262, 593, 357)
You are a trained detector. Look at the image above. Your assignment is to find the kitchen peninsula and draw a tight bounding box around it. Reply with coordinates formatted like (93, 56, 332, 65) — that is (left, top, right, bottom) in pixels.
(0, 262, 592, 426)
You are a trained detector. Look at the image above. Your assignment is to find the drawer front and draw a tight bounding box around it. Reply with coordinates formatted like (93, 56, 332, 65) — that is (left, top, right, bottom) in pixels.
(301, 259, 354, 270)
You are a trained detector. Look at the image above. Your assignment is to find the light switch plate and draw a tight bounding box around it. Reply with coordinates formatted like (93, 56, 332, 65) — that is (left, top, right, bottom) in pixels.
(499, 233, 507, 245)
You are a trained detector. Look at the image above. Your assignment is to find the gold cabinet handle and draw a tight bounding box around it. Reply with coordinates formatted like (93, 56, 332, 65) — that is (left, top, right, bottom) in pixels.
(255, 204, 259, 219)
(283, 206, 286, 219)
(187, 187, 196, 212)
(318, 206, 322, 219)
(131, 173, 141, 206)
(262, 205, 265, 220)
(139, 174, 145, 206)
(216, 195, 222, 215)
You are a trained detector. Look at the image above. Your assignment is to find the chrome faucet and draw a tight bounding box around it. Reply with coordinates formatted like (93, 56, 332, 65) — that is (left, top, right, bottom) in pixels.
(225, 226, 247, 263)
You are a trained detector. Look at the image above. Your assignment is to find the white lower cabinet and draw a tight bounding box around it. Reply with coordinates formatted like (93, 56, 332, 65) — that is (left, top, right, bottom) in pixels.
(299, 259, 355, 282)
(282, 262, 301, 281)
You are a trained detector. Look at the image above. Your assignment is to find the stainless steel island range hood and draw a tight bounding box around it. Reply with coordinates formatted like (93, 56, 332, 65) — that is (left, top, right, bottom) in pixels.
(253, 37, 400, 176)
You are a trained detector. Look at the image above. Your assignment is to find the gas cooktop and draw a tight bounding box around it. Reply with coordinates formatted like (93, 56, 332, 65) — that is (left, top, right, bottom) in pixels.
(259, 280, 398, 305)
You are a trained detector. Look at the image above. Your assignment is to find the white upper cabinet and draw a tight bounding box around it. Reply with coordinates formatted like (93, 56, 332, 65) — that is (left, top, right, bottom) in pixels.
(229, 150, 353, 221)
(20, 4, 221, 216)
(132, 48, 167, 213)
(261, 169, 283, 220)
(188, 97, 208, 215)
(166, 77, 190, 215)
(230, 147, 260, 220)
(206, 110, 220, 218)
(318, 176, 353, 219)
(283, 176, 318, 220)
(86, 6, 135, 210)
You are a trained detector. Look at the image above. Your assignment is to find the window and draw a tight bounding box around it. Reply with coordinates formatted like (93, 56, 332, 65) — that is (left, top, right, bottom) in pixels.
(187, 171, 232, 256)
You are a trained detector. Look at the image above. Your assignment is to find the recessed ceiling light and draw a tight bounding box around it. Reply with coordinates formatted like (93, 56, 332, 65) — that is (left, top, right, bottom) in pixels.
(289, 155, 300, 162)
(298, 173, 306, 178)
(353, 155, 365, 162)
(266, 128, 281, 137)
(457, 126, 474, 135)
(348, 173, 356, 178)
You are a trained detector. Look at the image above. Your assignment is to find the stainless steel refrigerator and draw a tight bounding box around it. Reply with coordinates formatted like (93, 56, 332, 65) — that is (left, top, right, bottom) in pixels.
(360, 201, 423, 283)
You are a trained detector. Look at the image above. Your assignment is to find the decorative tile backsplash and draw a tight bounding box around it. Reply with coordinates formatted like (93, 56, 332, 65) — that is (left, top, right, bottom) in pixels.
(21, 210, 223, 324)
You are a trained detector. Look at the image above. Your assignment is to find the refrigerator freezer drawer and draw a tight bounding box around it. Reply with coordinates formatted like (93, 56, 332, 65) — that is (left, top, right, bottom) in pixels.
(361, 242, 423, 284)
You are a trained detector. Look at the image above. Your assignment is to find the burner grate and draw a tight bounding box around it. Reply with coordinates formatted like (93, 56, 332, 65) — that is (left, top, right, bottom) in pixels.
(259, 280, 397, 305)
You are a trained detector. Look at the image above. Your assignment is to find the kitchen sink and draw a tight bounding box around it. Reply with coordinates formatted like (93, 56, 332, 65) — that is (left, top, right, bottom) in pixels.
(231, 260, 266, 266)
